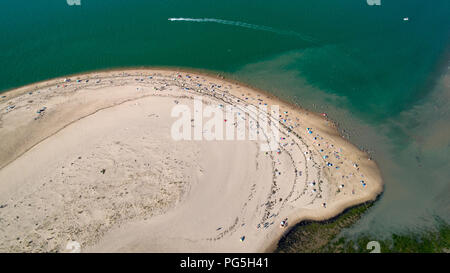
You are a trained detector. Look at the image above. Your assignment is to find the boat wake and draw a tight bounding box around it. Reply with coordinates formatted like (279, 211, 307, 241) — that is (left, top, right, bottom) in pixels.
(168, 18, 317, 43)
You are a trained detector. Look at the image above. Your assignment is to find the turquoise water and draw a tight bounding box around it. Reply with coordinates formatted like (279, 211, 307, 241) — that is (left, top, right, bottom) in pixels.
(1, 0, 449, 238)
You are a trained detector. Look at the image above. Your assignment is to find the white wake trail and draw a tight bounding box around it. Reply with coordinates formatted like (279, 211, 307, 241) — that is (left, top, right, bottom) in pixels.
(168, 18, 317, 43)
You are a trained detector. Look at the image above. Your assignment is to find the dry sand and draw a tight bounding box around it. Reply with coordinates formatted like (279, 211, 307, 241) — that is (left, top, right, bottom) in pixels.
(0, 69, 383, 252)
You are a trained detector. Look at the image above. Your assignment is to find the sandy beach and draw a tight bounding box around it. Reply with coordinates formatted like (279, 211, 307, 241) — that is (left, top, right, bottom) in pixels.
(0, 69, 383, 252)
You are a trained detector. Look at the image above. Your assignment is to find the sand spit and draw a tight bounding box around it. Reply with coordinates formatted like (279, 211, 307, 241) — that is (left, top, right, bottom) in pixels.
(0, 69, 383, 252)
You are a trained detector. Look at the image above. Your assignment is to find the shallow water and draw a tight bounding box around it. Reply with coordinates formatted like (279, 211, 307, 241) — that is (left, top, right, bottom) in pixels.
(0, 0, 449, 237)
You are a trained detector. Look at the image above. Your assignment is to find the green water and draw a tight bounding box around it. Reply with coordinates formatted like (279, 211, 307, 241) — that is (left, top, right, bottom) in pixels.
(1, 0, 449, 238)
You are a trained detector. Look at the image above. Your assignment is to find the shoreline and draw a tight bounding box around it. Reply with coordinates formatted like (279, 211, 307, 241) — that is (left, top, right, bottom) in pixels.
(0, 68, 383, 252)
(0, 67, 361, 168)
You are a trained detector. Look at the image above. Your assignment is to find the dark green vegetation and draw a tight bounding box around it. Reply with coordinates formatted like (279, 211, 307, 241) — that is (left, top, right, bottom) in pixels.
(276, 204, 450, 253)
(1, 0, 449, 243)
